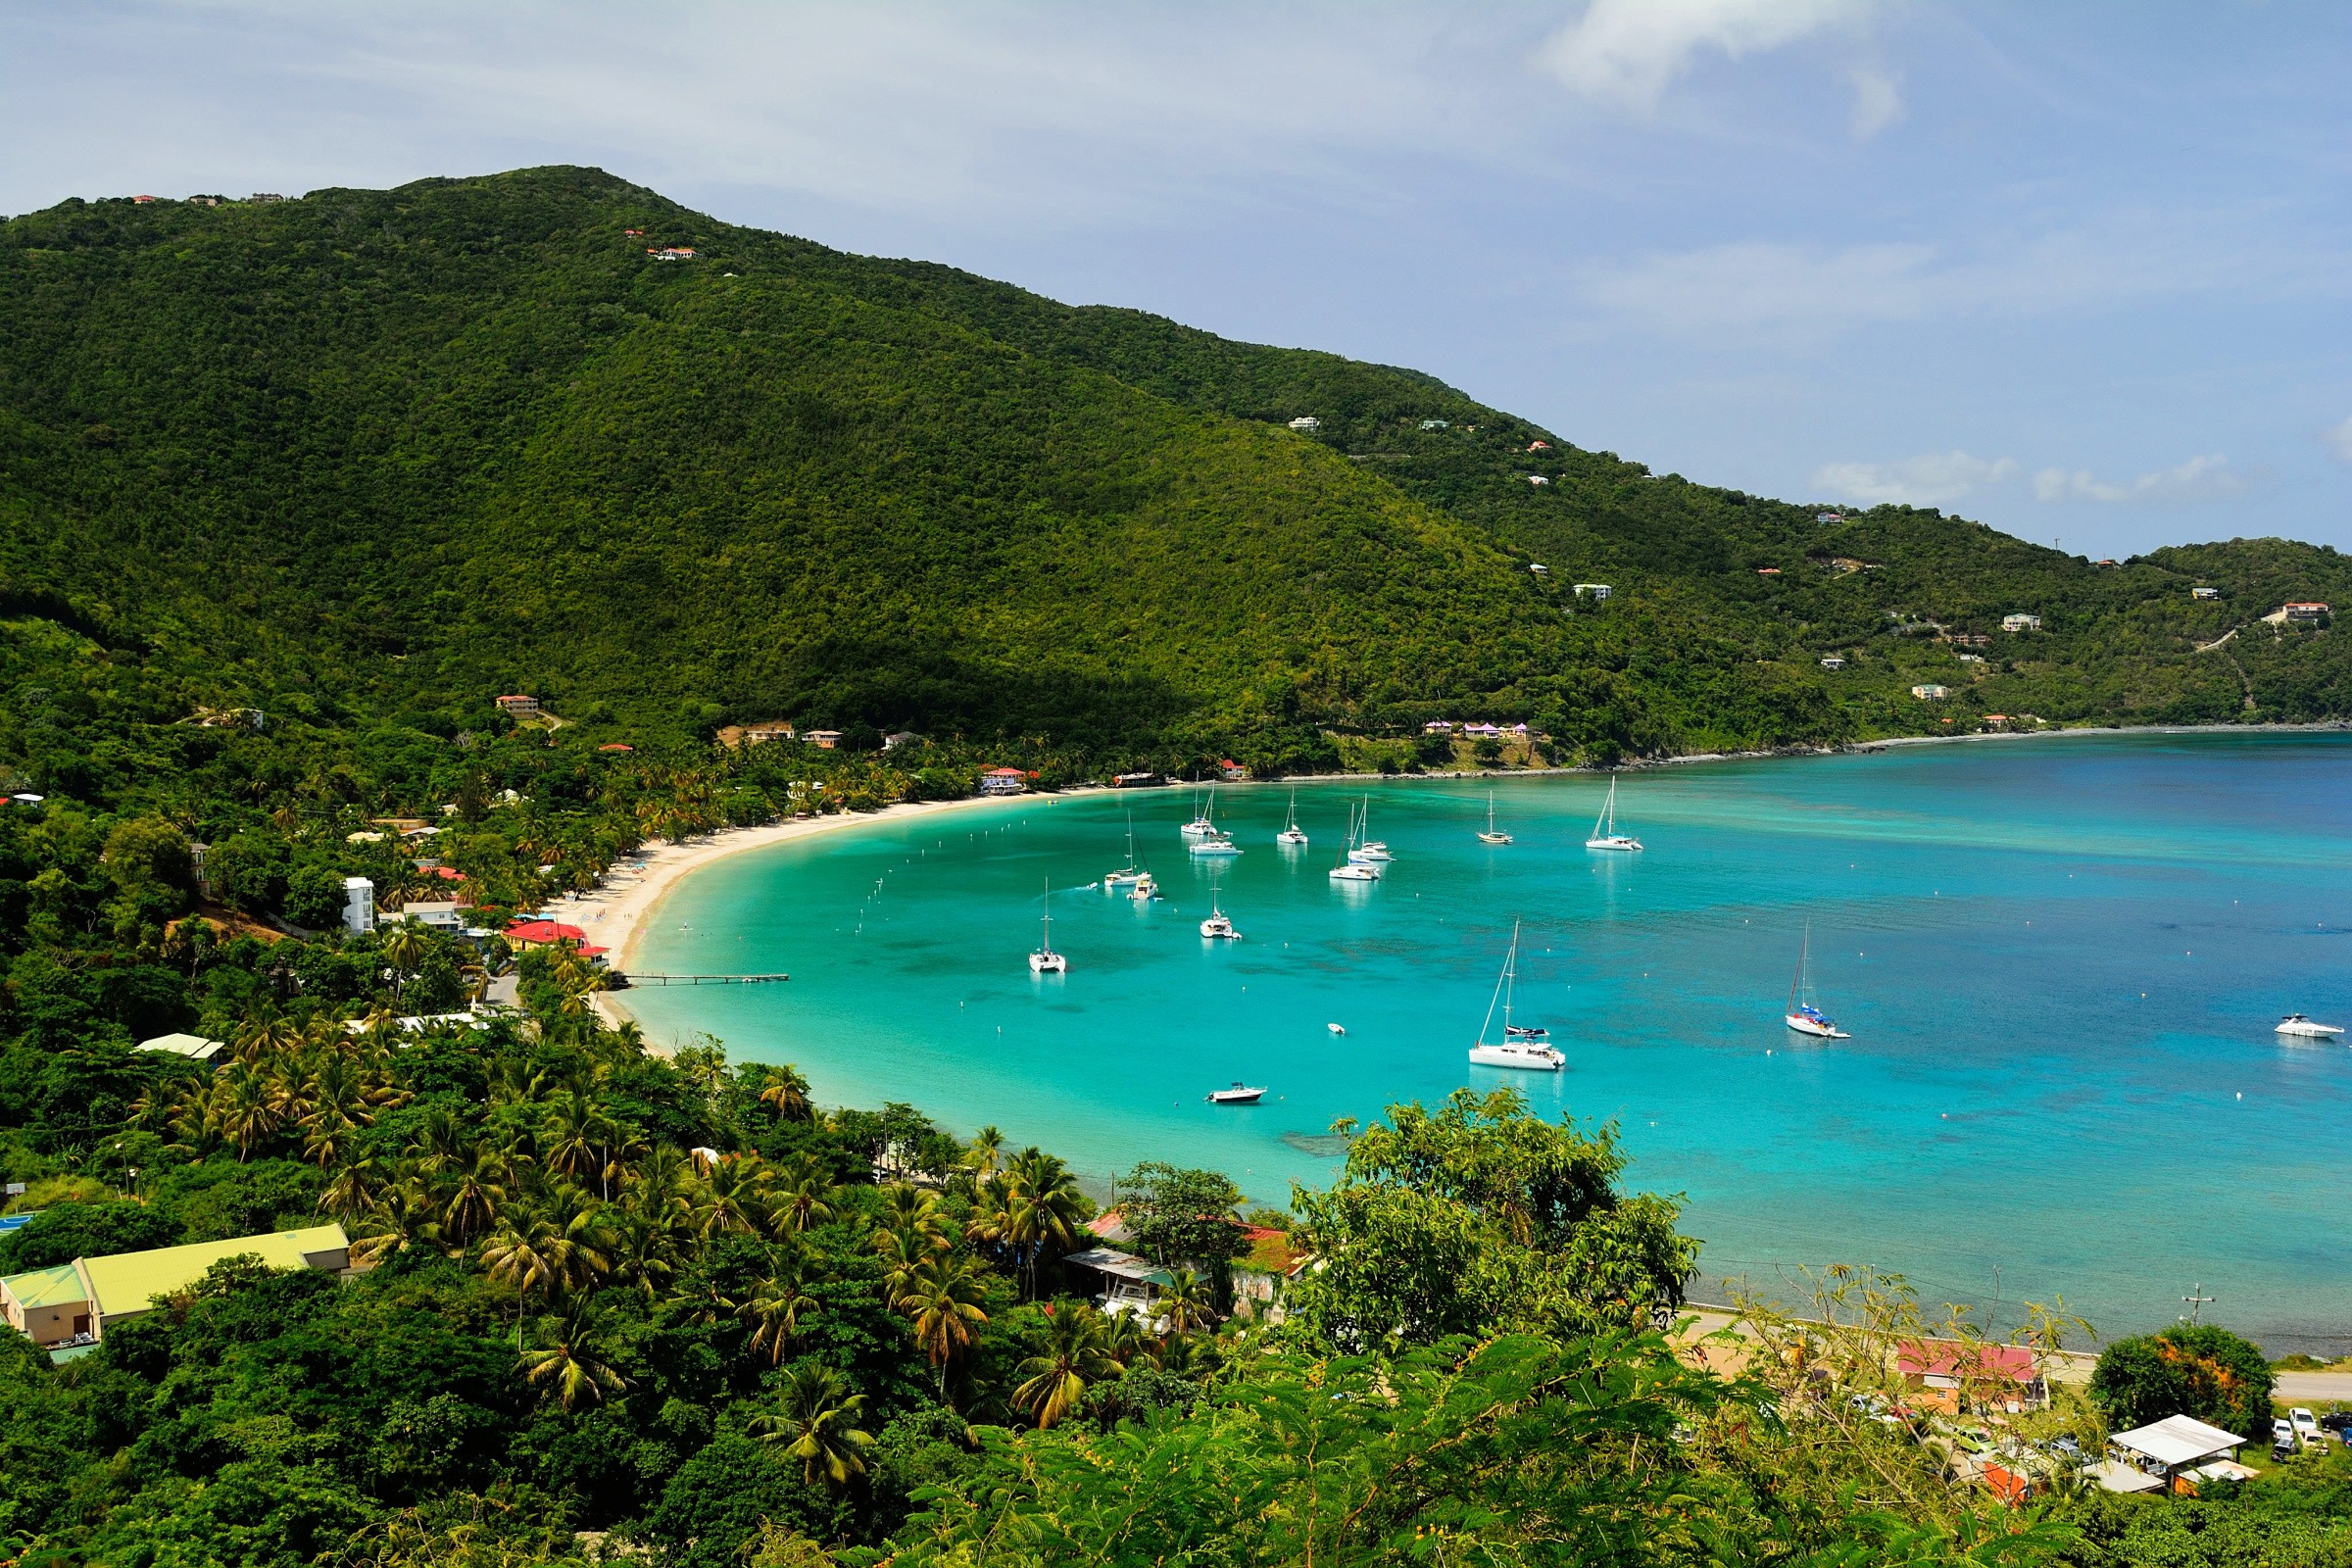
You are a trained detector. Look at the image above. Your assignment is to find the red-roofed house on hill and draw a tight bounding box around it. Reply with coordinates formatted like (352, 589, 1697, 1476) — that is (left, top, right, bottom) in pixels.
(1897, 1341, 2047, 1414)
(496, 695, 541, 718)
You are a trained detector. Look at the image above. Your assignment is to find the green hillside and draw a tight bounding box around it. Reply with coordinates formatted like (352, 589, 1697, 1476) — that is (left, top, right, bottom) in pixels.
(2, 164, 2348, 787)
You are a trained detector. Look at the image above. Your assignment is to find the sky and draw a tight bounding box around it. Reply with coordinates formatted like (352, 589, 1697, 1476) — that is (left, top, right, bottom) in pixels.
(6, 1, 2350, 559)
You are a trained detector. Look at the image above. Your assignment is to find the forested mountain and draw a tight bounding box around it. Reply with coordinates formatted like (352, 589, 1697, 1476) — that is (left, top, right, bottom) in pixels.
(3, 165, 2345, 779)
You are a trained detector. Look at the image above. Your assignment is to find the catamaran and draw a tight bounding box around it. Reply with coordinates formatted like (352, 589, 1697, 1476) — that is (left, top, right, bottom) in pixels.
(1199, 881, 1240, 940)
(1028, 879, 1068, 974)
(1179, 790, 1218, 840)
(1784, 924, 1847, 1039)
(1585, 776, 1642, 852)
(1191, 829, 1243, 858)
(2276, 1013, 2346, 1039)
(1468, 920, 1564, 1070)
(1477, 792, 1513, 846)
(1330, 802, 1380, 881)
(1102, 816, 1148, 889)
(1349, 797, 1393, 863)
(1276, 791, 1309, 847)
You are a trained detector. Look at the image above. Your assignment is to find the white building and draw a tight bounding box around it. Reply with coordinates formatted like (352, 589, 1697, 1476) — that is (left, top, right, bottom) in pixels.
(1819, 657, 1844, 670)
(1911, 684, 1949, 700)
(1573, 583, 1613, 601)
(342, 877, 376, 935)
(1419, 418, 1449, 430)
(2001, 613, 2041, 632)
(979, 767, 1028, 796)
(1287, 416, 1321, 432)
(2190, 586, 2220, 600)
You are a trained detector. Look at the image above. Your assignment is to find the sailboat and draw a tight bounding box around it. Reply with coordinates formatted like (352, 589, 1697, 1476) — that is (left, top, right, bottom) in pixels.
(1276, 791, 1308, 847)
(1028, 879, 1068, 974)
(1468, 920, 1564, 1070)
(1179, 789, 1217, 840)
(1199, 877, 1240, 939)
(1349, 796, 1393, 862)
(1784, 924, 1847, 1038)
(1585, 777, 1642, 852)
(1476, 791, 1513, 846)
(1102, 816, 1147, 889)
(1330, 801, 1379, 881)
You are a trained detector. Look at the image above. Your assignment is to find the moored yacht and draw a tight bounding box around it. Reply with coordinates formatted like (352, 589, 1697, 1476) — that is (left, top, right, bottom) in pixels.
(1102, 817, 1147, 889)
(1330, 802, 1380, 881)
(1468, 920, 1563, 1070)
(1206, 1082, 1265, 1104)
(1190, 830, 1243, 858)
(1179, 790, 1218, 840)
(1585, 776, 1642, 852)
(1200, 885, 1240, 940)
(1783, 923, 1847, 1039)
(2276, 1013, 2346, 1039)
(1028, 879, 1068, 974)
(1129, 871, 1159, 902)
(1276, 791, 1308, 847)
(1476, 792, 1512, 846)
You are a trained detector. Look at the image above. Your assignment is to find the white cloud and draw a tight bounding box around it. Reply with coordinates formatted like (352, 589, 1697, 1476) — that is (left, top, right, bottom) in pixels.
(2324, 416, 2352, 463)
(2032, 455, 2245, 505)
(1848, 64, 1905, 139)
(1812, 451, 2016, 507)
(1538, 0, 1873, 112)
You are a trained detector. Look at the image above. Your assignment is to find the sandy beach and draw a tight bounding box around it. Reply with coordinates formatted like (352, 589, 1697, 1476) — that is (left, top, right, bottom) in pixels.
(566, 793, 1035, 1025)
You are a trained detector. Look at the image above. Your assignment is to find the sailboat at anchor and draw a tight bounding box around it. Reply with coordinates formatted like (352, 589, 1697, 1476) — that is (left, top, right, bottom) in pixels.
(1784, 923, 1847, 1039)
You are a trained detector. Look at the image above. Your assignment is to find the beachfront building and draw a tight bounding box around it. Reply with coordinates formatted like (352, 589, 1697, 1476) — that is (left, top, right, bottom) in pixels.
(1896, 1341, 2048, 1415)
(495, 695, 541, 717)
(1911, 684, 1949, 700)
(979, 767, 1028, 796)
(2001, 613, 2042, 632)
(2, 1224, 350, 1354)
(137, 1032, 225, 1067)
(1062, 1248, 1173, 1320)
(2100, 1414, 2253, 1494)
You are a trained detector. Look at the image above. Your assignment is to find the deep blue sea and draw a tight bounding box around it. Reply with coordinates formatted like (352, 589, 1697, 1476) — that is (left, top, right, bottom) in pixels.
(624, 734, 2352, 1350)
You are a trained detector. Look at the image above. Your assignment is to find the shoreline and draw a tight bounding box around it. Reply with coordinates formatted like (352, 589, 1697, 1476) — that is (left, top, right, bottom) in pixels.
(565, 793, 1037, 1028)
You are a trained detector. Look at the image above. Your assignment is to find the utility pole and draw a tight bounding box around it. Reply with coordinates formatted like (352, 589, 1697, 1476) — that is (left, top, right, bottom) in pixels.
(2181, 1283, 2216, 1325)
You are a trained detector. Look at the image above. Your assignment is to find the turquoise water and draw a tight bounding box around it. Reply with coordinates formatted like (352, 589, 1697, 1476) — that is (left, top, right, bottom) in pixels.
(625, 734, 2352, 1349)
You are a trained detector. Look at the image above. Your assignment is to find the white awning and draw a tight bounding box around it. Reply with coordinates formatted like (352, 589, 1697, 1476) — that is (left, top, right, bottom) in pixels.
(2112, 1414, 2245, 1468)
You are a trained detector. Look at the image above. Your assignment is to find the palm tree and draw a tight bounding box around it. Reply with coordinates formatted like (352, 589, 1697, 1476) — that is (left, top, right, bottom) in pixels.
(1156, 1267, 1213, 1342)
(965, 1125, 1006, 1180)
(521, 1309, 626, 1410)
(770, 1155, 837, 1237)
(380, 919, 430, 1006)
(694, 1155, 773, 1239)
(900, 1254, 989, 1402)
(1012, 1304, 1123, 1429)
(1103, 1309, 1160, 1374)
(749, 1365, 873, 1490)
(216, 1067, 283, 1161)
(757, 1064, 812, 1121)
(319, 1153, 386, 1227)
(608, 1213, 679, 1301)
(742, 1262, 819, 1365)
(1002, 1149, 1085, 1299)
(437, 1148, 511, 1247)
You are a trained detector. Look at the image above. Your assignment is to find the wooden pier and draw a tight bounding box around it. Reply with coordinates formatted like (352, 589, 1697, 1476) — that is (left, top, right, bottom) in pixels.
(614, 972, 789, 988)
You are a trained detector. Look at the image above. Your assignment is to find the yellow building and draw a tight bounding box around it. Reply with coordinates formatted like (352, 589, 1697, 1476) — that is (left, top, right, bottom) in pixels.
(1, 1224, 350, 1351)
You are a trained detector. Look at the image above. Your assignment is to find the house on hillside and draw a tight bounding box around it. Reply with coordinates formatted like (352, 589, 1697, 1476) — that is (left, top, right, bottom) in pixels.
(1573, 583, 1612, 601)
(495, 694, 541, 717)
(1911, 684, 1949, 701)
(1819, 657, 1844, 670)
(647, 246, 698, 261)
(2, 1225, 349, 1354)
(1287, 416, 1320, 432)
(883, 731, 922, 751)
(2284, 601, 2330, 623)
(342, 877, 376, 936)
(803, 730, 843, 749)
(2103, 1415, 2253, 1494)
(1420, 418, 1449, 430)
(1816, 512, 1844, 523)
(137, 1033, 224, 1067)
(598, 743, 634, 754)
(743, 723, 797, 745)
(1423, 720, 1456, 734)
(2190, 586, 2220, 600)
(2001, 613, 2041, 632)
(1528, 440, 1550, 451)
(979, 767, 1028, 795)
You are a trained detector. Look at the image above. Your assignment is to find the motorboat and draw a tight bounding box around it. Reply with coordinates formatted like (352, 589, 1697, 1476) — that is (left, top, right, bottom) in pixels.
(1206, 1083, 1265, 1104)
(1129, 871, 1159, 902)
(1784, 923, 1848, 1039)
(1468, 920, 1563, 1070)
(1276, 790, 1309, 847)
(2277, 1014, 2346, 1039)
(1028, 878, 1068, 974)
(1327, 1022, 1346, 1035)
(1585, 776, 1642, 852)
(1476, 791, 1512, 846)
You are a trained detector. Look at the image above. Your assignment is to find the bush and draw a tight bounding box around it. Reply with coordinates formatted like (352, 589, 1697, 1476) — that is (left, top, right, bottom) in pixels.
(2090, 1323, 2278, 1440)
(0, 1199, 178, 1271)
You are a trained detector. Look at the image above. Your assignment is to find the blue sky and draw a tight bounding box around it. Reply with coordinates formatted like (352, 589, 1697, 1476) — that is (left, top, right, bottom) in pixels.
(7, 1, 2349, 559)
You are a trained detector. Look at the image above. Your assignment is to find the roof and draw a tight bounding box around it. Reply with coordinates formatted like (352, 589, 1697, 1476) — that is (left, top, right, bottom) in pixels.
(2, 1263, 87, 1309)
(505, 919, 586, 943)
(79, 1224, 348, 1318)
(2112, 1414, 2246, 1467)
(2089, 1458, 2166, 1494)
(1897, 1341, 2036, 1383)
(983, 766, 1025, 776)
(138, 1032, 224, 1060)
(1061, 1248, 1174, 1287)
(598, 743, 634, 752)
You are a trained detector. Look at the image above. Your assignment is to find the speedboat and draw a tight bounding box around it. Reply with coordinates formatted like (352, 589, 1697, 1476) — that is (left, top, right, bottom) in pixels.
(1206, 1083, 1265, 1104)
(1477, 792, 1512, 846)
(1129, 871, 1159, 902)
(1467, 921, 1564, 1070)
(1028, 879, 1068, 974)
(2277, 1014, 2346, 1039)
(1585, 776, 1642, 852)
(1783, 924, 1848, 1038)
(1276, 790, 1308, 847)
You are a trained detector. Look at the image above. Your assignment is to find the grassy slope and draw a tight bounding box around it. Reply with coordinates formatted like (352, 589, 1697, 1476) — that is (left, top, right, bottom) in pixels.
(1, 165, 2346, 776)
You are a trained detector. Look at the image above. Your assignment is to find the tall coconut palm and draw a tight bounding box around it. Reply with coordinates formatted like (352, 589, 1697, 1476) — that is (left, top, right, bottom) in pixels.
(964, 1125, 1007, 1181)
(749, 1365, 873, 1490)
(521, 1309, 626, 1410)
(1012, 1304, 1123, 1429)
(215, 1067, 283, 1161)
(1156, 1266, 1213, 1343)
(900, 1254, 990, 1402)
(608, 1213, 679, 1301)
(320, 1154, 387, 1229)
(694, 1155, 773, 1239)
(380, 919, 430, 1006)
(1002, 1148, 1085, 1300)
(769, 1156, 837, 1238)
(742, 1261, 819, 1366)
(437, 1148, 512, 1247)
(757, 1064, 812, 1122)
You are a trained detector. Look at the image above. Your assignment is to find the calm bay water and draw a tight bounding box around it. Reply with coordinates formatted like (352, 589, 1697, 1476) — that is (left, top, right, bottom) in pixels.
(625, 734, 2352, 1349)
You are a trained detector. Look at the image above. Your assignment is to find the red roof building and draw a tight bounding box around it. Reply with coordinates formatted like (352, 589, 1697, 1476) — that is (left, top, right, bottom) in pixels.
(504, 918, 587, 946)
(599, 743, 634, 753)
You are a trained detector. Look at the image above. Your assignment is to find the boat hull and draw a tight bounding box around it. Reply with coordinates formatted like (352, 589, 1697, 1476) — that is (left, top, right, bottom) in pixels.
(1029, 954, 1067, 974)
(1207, 1089, 1265, 1104)
(1478, 832, 1512, 845)
(1276, 830, 1308, 846)
(1784, 1013, 1846, 1039)
(1468, 1044, 1564, 1070)
(2277, 1020, 2345, 1038)
(1330, 866, 1378, 882)
(1191, 843, 1243, 858)
(1586, 836, 1642, 852)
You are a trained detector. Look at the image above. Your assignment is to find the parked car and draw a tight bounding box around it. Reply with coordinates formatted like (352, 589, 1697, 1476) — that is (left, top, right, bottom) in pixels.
(2319, 1410, 2352, 1437)
(2273, 1418, 2298, 1459)
(2290, 1407, 2327, 1448)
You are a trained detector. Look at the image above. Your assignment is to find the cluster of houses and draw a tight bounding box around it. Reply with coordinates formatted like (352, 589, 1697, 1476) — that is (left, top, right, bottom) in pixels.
(1423, 719, 1534, 741)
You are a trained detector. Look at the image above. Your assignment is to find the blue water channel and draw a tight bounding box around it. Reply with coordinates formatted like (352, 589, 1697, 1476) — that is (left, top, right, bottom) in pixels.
(624, 733, 2352, 1349)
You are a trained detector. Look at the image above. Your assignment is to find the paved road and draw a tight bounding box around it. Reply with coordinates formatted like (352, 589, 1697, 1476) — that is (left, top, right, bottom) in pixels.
(2275, 1373, 2352, 1401)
